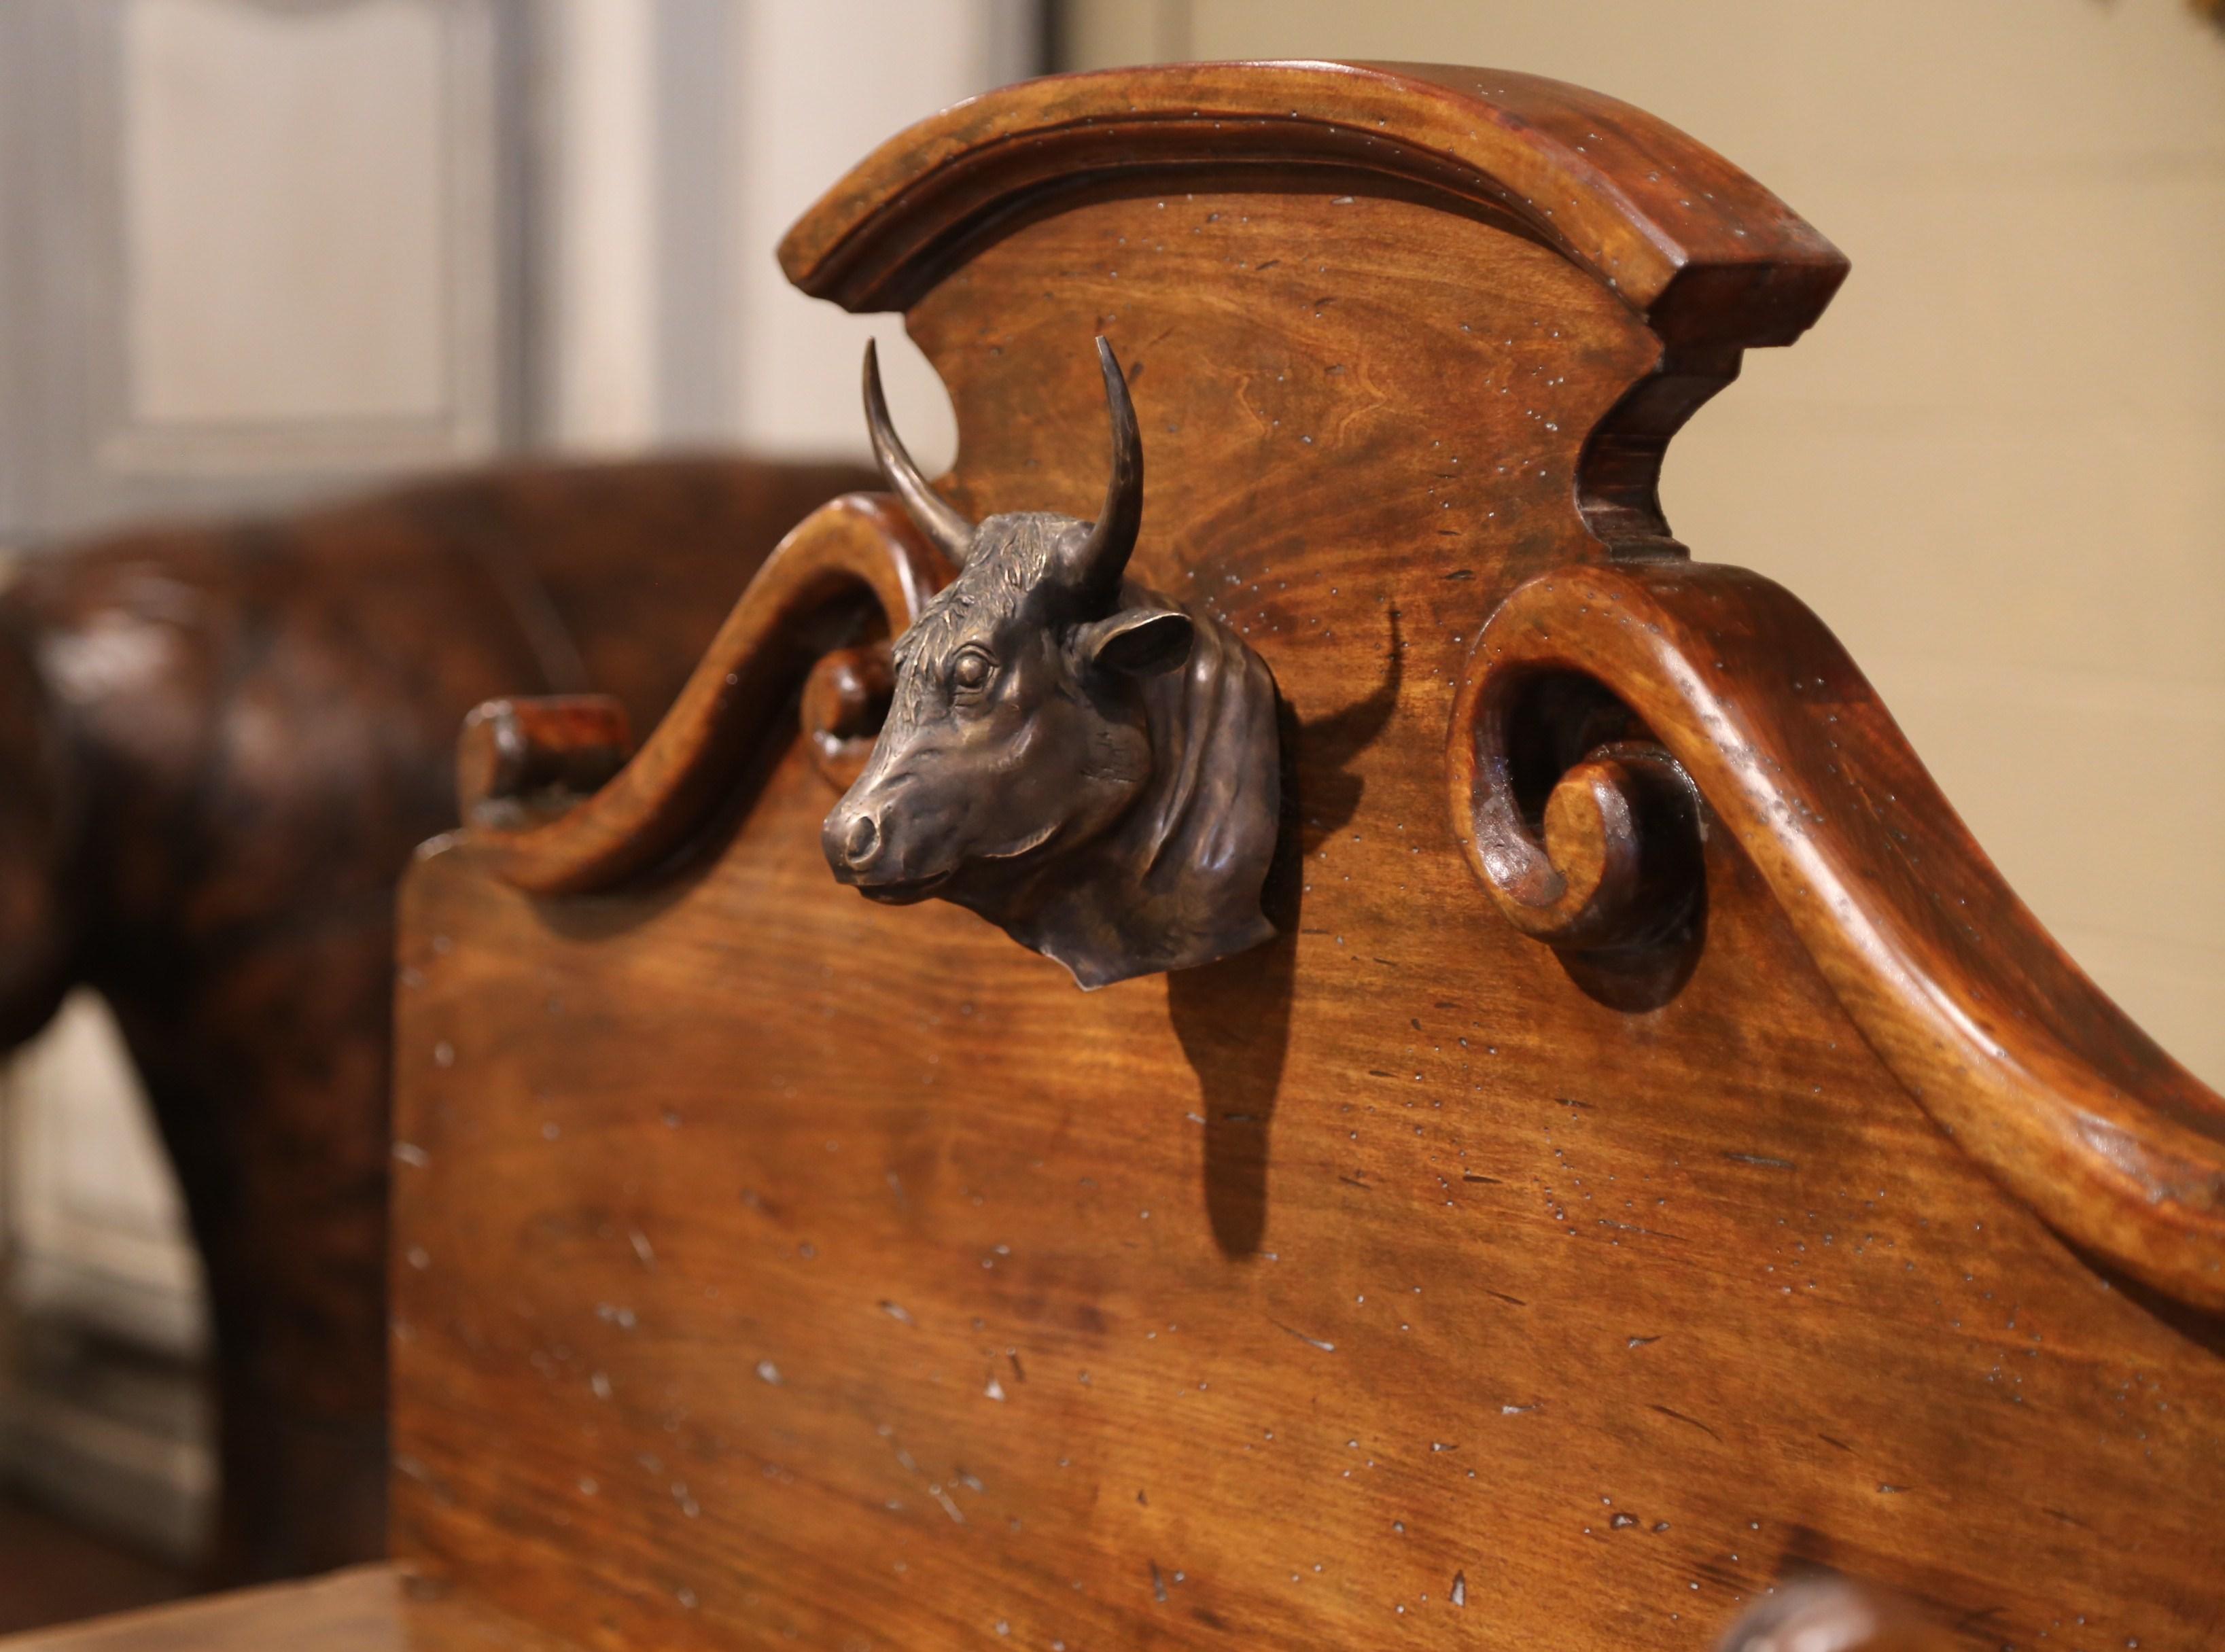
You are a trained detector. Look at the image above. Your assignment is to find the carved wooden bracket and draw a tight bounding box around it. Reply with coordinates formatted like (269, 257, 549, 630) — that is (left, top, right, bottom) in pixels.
(1448, 561, 2225, 1312)
(457, 696, 633, 831)
(463, 494, 951, 894)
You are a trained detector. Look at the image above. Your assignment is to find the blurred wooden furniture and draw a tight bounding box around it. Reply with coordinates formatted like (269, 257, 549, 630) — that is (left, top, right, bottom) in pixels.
(18, 57, 2225, 1649)
(0, 455, 871, 1583)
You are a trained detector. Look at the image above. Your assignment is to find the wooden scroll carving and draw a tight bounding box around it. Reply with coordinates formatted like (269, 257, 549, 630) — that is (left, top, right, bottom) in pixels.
(1448, 562, 2225, 1312)
(799, 643, 896, 790)
(469, 494, 951, 894)
(824, 339, 1281, 989)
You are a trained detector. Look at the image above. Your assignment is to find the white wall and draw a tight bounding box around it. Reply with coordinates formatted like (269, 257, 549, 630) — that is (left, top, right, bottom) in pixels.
(544, 0, 663, 447)
(0, 0, 519, 541)
(0, 0, 525, 1560)
(540, 0, 1041, 470)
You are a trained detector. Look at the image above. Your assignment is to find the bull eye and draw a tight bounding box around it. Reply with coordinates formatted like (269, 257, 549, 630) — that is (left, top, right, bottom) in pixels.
(949, 646, 995, 698)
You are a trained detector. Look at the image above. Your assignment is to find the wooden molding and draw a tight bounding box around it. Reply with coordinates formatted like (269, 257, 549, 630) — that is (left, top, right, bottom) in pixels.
(1448, 561, 2225, 1311)
(778, 59, 1849, 350)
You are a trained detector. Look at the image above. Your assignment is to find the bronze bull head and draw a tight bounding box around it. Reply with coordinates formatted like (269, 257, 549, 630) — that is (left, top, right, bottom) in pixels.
(822, 339, 1281, 989)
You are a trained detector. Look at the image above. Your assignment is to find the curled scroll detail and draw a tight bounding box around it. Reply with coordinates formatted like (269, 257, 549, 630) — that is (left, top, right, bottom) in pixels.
(801, 643, 896, 792)
(1448, 561, 2225, 1312)
(463, 494, 951, 895)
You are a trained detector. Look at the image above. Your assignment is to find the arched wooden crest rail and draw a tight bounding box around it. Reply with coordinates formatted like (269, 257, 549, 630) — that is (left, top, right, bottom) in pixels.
(387, 61, 2225, 1652)
(480, 61, 2225, 1312)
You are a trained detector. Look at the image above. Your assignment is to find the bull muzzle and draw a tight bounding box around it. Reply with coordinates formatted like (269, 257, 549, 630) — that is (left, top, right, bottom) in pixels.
(836, 810, 879, 868)
(821, 793, 952, 903)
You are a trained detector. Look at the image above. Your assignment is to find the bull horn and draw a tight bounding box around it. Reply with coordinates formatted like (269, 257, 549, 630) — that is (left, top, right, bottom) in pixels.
(862, 339, 975, 566)
(1061, 336, 1144, 608)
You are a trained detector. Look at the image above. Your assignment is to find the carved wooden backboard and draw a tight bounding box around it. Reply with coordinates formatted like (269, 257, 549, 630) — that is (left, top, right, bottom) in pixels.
(390, 64, 2225, 1649)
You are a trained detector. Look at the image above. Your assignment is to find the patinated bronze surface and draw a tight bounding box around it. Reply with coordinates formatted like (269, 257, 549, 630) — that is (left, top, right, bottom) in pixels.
(1716, 1577, 1956, 1651)
(822, 337, 1281, 988)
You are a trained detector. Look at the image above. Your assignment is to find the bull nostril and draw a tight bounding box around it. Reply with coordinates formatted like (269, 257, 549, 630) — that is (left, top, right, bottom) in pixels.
(843, 812, 880, 868)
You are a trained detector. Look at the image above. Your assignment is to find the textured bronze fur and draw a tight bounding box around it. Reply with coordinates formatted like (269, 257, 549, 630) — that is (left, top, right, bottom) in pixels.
(824, 341, 1280, 988)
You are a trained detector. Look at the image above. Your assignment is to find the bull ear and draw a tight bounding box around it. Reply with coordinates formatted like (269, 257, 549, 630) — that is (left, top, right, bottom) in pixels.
(1078, 608, 1193, 679)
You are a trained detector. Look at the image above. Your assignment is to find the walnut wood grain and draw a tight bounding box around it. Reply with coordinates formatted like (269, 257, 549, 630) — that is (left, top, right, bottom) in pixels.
(0, 1566, 577, 1652)
(472, 495, 950, 894)
(782, 60, 1847, 562)
(389, 63, 2225, 1652)
(1448, 563, 2225, 1312)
